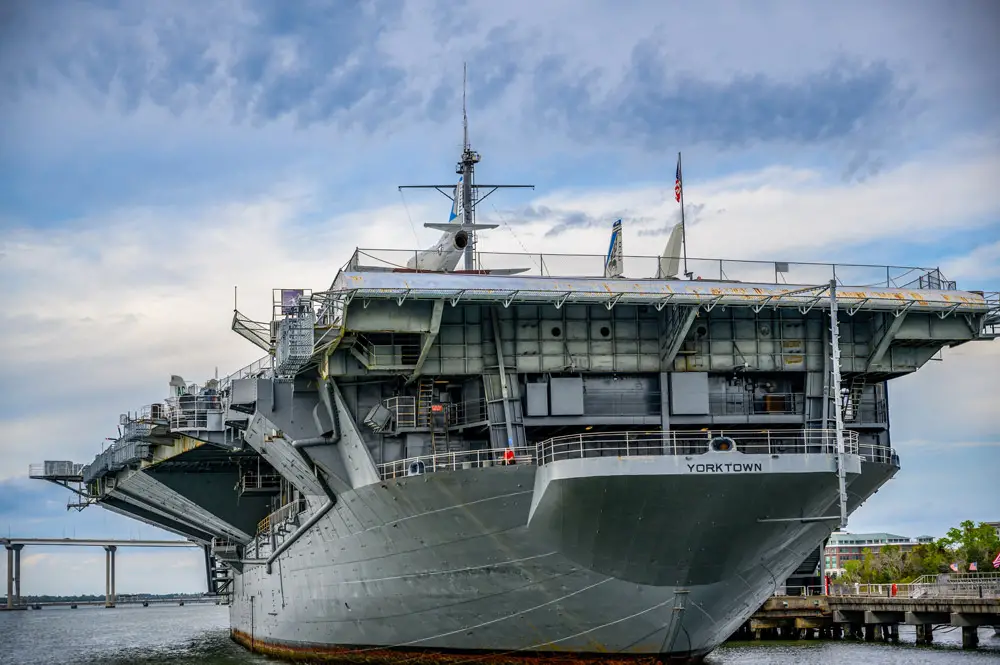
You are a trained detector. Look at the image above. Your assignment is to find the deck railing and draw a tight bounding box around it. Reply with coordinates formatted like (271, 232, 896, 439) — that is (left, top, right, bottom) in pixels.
(347, 248, 955, 291)
(831, 582, 1000, 599)
(378, 446, 535, 480)
(376, 429, 885, 480)
(219, 355, 273, 393)
(166, 394, 225, 432)
(256, 498, 306, 536)
(381, 397, 489, 431)
(535, 429, 862, 466)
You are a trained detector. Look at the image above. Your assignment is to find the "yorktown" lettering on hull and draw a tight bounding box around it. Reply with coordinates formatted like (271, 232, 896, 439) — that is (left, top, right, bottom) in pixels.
(686, 462, 764, 473)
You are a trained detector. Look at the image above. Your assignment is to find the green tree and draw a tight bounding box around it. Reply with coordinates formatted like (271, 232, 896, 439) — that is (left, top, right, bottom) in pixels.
(832, 521, 1000, 586)
(904, 542, 949, 579)
(939, 520, 1000, 570)
(840, 559, 863, 584)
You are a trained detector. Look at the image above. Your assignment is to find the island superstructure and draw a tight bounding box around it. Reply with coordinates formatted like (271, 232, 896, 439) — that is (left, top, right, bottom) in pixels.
(32, 133, 999, 661)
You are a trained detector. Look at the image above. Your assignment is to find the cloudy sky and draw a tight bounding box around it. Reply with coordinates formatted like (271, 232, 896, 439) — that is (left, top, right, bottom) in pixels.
(1, 0, 997, 595)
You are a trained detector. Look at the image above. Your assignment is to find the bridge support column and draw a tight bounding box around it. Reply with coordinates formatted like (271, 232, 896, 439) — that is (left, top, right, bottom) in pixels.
(5, 546, 12, 609)
(915, 623, 933, 645)
(961, 626, 979, 650)
(13, 545, 22, 607)
(104, 546, 117, 608)
(5, 544, 23, 609)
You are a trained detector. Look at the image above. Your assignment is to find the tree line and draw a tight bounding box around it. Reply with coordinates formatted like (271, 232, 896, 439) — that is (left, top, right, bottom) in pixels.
(835, 520, 1000, 584)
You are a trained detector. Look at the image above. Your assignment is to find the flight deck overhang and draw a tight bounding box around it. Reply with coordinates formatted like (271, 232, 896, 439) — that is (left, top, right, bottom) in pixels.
(326, 270, 989, 316)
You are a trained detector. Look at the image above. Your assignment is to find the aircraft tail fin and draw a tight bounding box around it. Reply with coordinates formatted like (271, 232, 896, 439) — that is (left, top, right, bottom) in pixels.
(604, 219, 624, 278)
(449, 176, 464, 224)
(656, 223, 683, 279)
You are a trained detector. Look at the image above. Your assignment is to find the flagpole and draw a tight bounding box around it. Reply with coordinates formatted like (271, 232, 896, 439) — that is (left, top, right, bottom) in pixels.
(678, 151, 689, 279)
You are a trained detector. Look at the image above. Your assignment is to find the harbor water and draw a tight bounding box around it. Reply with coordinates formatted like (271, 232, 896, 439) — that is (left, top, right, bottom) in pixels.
(0, 605, 997, 664)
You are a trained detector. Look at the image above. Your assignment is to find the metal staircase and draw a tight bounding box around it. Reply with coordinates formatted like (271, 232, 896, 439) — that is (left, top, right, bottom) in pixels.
(206, 552, 234, 605)
(416, 377, 434, 429)
(842, 375, 865, 423)
(430, 424, 448, 455)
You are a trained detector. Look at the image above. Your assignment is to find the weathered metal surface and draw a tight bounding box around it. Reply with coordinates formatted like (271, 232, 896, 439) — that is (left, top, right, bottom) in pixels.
(328, 271, 989, 313)
(227, 461, 851, 658)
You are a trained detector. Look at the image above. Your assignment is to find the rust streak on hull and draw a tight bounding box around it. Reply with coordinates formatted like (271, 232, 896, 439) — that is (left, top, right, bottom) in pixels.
(230, 630, 707, 664)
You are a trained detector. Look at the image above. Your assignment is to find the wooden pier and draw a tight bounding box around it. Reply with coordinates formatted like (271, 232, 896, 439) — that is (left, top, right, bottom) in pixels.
(740, 592, 1000, 650)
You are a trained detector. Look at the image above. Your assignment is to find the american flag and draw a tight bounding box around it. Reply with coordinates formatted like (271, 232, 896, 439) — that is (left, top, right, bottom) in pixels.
(949, 562, 959, 572)
(993, 550, 1000, 569)
(674, 157, 682, 203)
(969, 562, 978, 572)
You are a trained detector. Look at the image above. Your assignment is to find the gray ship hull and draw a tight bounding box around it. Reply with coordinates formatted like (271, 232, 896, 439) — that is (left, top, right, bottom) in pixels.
(230, 453, 865, 661)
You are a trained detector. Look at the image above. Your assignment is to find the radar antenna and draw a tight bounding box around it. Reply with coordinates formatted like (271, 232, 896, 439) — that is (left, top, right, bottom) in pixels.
(399, 63, 534, 270)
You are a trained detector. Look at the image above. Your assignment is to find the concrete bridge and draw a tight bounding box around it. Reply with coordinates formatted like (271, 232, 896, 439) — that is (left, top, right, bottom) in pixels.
(2, 537, 201, 610)
(9, 596, 221, 610)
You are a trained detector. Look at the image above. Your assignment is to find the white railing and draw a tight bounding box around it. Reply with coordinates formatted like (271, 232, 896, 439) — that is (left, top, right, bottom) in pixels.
(28, 461, 84, 479)
(535, 429, 862, 466)
(219, 355, 273, 393)
(384, 396, 419, 429)
(775, 585, 829, 597)
(857, 443, 898, 465)
(348, 248, 955, 291)
(166, 394, 225, 432)
(831, 582, 1000, 599)
(211, 538, 240, 559)
(378, 446, 535, 480)
(379, 397, 489, 431)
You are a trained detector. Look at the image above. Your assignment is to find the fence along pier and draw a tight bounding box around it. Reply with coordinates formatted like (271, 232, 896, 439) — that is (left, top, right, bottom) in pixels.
(744, 574, 1000, 650)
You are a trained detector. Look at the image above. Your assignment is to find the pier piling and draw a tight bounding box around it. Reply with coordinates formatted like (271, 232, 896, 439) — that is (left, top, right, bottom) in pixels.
(747, 593, 999, 650)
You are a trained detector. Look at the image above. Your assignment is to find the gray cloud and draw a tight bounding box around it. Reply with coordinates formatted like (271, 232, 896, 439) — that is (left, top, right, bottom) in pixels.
(1, 0, 411, 129)
(636, 204, 706, 237)
(494, 201, 706, 239)
(500, 204, 615, 237)
(529, 42, 913, 152)
(0, 0, 935, 152)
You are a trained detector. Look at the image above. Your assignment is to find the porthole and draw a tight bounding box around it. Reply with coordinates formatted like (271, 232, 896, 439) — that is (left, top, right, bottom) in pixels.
(599, 326, 611, 337)
(551, 326, 562, 337)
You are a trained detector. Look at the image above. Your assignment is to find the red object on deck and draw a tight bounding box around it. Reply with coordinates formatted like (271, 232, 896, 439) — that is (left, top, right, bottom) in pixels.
(503, 448, 515, 464)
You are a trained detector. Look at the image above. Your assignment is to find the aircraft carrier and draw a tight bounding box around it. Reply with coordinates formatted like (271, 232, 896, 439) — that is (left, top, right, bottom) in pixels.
(31, 122, 999, 662)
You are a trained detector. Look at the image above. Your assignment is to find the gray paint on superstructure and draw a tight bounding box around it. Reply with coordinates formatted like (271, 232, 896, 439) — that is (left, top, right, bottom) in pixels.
(52, 257, 988, 659)
(243, 412, 328, 497)
(100, 496, 216, 543)
(149, 469, 272, 538)
(111, 469, 254, 542)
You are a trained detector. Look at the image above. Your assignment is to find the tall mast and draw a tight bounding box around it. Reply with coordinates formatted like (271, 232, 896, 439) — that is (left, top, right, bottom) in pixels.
(398, 64, 534, 271)
(459, 62, 478, 270)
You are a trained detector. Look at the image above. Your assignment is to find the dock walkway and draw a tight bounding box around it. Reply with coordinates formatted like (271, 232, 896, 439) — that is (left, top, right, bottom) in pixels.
(744, 587, 1000, 649)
